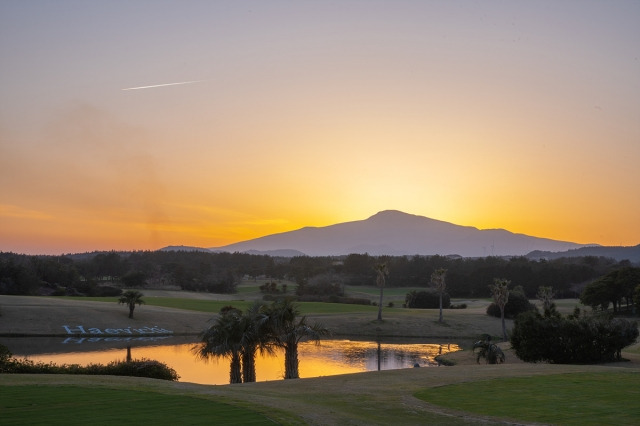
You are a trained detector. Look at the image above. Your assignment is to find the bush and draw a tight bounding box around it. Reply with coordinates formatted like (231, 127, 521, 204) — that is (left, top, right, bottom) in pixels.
(450, 303, 467, 309)
(486, 291, 535, 319)
(0, 344, 178, 380)
(296, 273, 345, 297)
(510, 308, 639, 364)
(405, 289, 450, 309)
(472, 335, 505, 364)
(259, 281, 282, 294)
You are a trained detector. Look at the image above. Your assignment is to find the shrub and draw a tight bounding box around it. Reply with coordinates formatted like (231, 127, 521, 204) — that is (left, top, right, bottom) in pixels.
(296, 273, 345, 297)
(259, 281, 281, 294)
(510, 308, 639, 364)
(487, 291, 535, 319)
(405, 289, 450, 309)
(472, 335, 505, 364)
(0, 344, 178, 380)
(450, 303, 467, 309)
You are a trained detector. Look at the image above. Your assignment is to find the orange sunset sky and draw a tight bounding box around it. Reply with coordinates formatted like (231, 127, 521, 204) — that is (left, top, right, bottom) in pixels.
(1, 1, 639, 255)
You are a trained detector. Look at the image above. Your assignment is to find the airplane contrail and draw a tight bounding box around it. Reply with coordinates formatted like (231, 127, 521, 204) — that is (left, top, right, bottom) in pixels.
(122, 80, 205, 91)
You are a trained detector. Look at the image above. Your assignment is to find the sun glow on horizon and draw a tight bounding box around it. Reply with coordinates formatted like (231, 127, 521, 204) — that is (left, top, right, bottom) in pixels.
(1, 1, 638, 255)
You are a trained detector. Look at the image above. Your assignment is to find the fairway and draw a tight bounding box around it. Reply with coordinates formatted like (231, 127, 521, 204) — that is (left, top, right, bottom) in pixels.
(415, 371, 640, 425)
(0, 386, 276, 425)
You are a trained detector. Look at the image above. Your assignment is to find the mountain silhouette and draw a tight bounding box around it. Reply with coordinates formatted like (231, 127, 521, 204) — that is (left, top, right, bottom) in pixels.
(208, 210, 592, 257)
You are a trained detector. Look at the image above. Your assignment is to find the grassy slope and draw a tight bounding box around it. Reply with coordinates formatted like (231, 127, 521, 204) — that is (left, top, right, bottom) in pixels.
(3, 362, 638, 425)
(1, 385, 280, 426)
(2, 288, 639, 425)
(416, 371, 640, 425)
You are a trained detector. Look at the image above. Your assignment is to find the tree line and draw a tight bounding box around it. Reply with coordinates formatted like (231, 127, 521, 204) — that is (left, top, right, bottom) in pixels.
(0, 250, 631, 300)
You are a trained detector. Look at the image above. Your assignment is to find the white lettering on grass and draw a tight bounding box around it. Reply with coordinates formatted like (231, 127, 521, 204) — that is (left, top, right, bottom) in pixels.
(62, 325, 173, 335)
(63, 325, 87, 334)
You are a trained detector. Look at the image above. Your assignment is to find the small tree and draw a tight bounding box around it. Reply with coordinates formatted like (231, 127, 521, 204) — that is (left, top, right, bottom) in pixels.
(536, 286, 555, 312)
(431, 268, 447, 323)
(472, 334, 505, 364)
(193, 306, 243, 384)
(375, 263, 389, 321)
(265, 298, 329, 379)
(486, 290, 534, 319)
(489, 278, 510, 341)
(118, 290, 145, 319)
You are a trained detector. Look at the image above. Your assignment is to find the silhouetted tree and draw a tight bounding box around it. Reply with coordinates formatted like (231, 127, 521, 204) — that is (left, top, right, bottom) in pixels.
(375, 263, 389, 321)
(194, 306, 244, 384)
(265, 299, 329, 379)
(118, 290, 145, 319)
(536, 286, 555, 312)
(490, 278, 510, 341)
(239, 302, 274, 383)
(431, 268, 447, 323)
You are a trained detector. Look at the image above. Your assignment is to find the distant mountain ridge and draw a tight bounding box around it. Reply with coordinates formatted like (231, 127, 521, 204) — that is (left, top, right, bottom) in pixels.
(198, 210, 603, 258)
(527, 244, 640, 263)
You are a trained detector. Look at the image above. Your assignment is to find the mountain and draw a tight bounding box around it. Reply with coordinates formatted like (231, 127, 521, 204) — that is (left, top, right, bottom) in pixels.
(527, 244, 640, 263)
(209, 210, 594, 257)
(160, 245, 213, 253)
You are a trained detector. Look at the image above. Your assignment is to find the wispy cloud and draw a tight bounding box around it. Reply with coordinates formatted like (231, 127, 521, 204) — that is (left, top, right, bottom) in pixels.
(121, 80, 205, 91)
(0, 204, 52, 220)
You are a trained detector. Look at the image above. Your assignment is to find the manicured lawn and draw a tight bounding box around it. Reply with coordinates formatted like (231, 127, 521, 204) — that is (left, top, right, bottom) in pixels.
(56, 296, 378, 314)
(415, 372, 640, 425)
(0, 385, 276, 425)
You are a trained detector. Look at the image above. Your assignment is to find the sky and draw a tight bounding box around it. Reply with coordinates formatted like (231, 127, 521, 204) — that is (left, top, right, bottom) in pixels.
(1, 1, 639, 255)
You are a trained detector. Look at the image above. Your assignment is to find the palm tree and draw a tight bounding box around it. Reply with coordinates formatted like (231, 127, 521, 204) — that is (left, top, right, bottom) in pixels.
(239, 301, 274, 383)
(489, 278, 510, 341)
(536, 286, 555, 313)
(265, 298, 329, 379)
(431, 268, 447, 323)
(375, 263, 389, 321)
(472, 334, 505, 364)
(118, 290, 145, 319)
(193, 306, 244, 384)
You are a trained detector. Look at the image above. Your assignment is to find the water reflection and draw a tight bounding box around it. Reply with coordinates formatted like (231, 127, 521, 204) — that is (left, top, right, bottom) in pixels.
(2, 337, 460, 385)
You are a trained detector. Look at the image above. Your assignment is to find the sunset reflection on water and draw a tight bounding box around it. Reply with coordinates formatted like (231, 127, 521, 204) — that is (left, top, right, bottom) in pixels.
(25, 340, 460, 385)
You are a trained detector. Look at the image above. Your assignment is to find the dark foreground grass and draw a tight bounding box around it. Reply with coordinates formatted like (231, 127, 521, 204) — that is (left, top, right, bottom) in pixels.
(0, 385, 276, 425)
(415, 371, 640, 425)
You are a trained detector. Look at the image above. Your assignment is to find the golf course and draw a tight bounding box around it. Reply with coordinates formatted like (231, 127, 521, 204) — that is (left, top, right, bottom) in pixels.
(1, 281, 639, 425)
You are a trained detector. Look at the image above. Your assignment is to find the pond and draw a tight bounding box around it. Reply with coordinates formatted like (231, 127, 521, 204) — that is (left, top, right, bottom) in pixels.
(0, 336, 461, 385)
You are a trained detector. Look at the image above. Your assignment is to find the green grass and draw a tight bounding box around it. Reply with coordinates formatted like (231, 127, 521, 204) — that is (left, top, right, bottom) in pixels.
(415, 372, 640, 425)
(55, 295, 379, 315)
(0, 386, 277, 425)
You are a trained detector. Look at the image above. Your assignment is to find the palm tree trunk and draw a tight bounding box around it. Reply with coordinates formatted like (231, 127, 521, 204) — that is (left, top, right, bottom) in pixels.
(438, 292, 443, 323)
(128, 304, 134, 319)
(284, 343, 299, 379)
(377, 287, 383, 321)
(230, 352, 242, 384)
(242, 349, 256, 383)
(500, 310, 507, 341)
